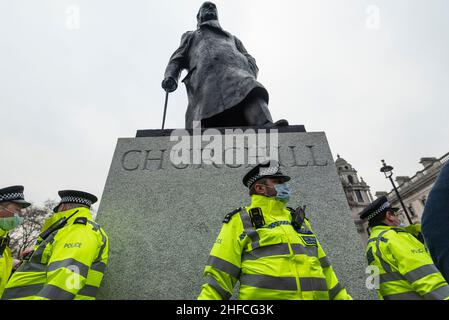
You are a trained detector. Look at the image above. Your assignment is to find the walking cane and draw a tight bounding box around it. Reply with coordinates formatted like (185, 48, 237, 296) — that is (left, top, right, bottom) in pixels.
(161, 90, 169, 130)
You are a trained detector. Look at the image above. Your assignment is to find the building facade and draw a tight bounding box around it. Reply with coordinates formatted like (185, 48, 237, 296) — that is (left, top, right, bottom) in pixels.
(386, 153, 449, 225)
(335, 155, 373, 244)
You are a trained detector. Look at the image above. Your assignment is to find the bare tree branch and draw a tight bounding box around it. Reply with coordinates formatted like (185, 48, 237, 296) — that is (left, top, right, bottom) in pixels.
(9, 200, 57, 258)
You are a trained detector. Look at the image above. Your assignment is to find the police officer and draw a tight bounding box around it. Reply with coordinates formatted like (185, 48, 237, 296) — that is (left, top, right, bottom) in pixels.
(198, 161, 352, 300)
(0, 186, 31, 297)
(2, 190, 109, 300)
(361, 195, 449, 300)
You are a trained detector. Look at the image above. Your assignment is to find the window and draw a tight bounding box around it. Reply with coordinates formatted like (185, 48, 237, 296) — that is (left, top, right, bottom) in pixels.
(355, 190, 364, 202)
(348, 175, 354, 184)
(421, 197, 426, 206)
(408, 205, 416, 217)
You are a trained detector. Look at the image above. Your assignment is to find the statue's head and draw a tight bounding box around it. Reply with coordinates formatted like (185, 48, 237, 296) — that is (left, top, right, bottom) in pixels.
(197, 2, 218, 25)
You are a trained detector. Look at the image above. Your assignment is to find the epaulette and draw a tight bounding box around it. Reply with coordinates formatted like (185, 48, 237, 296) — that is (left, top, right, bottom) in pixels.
(73, 217, 88, 225)
(223, 208, 241, 223)
(391, 228, 408, 234)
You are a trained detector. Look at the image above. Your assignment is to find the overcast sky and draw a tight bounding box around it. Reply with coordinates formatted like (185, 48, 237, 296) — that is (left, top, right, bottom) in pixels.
(1, 0, 448, 208)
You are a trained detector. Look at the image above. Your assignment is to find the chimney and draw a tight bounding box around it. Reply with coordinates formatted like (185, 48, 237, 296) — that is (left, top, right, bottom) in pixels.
(420, 157, 437, 169)
(395, 176, 411, 186)
(375, 191, 388, 198)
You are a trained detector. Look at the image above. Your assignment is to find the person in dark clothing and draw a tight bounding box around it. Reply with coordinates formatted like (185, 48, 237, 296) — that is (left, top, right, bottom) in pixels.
(422, 160, 449, 282)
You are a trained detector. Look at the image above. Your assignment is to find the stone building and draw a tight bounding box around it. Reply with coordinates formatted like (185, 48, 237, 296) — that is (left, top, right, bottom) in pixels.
(383, 152, 449, 225)
(335, 155, 373, 244)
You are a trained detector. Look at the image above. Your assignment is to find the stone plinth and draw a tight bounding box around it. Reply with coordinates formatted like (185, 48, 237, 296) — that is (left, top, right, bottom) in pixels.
(96, 126, 372, 299)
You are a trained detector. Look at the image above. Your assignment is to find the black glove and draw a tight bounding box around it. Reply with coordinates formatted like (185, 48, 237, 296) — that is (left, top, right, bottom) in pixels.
(161, 77, 177, 93)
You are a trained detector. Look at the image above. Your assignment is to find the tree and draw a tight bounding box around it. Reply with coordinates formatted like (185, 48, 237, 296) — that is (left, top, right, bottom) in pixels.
(8, 200, 57, 258)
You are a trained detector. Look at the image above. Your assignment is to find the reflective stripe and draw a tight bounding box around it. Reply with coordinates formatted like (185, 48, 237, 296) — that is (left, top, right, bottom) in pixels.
(375, 230, 395, 273)
(242, 243, 290, 261)
(206, 276, 231, 300)
(94, 228, 107, 264)
(78, 285, 99, 298)
(299, 277, 328, 292)
(379, 272, 403, 283)
(383, 291, 423, 300)
(240, 274, 297, 291)
(404, 264, 440, 283)
(27, 233, 57, 264)
(91, 261, 107, 273)
(423, 285, 449, 300)
(368, 236, 388, 244)
(47, 258, 89, 278)
(329, 283, 343, 299)
(291, 244, 318, 257)
(2, 283, 44, 299)
(207, 256, 241, 278)
(265, 221, 291, 229)
(38, 284, 75, 300)
(239, 209, 260, 249)
(87, 220, 100, 231)
(19, 261, 47, 273)
(319, 256, 331, 268)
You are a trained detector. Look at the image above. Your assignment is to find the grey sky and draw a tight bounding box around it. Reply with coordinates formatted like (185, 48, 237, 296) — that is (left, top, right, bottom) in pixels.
(1, 0, 448, 208)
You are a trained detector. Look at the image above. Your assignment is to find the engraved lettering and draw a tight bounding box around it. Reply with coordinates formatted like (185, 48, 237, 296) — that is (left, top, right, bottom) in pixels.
(143, 149, 166, 170)
(121, 150, 141, 171)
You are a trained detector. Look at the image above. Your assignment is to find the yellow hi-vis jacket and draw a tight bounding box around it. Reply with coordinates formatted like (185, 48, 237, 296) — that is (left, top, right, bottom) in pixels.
(0, 229, 12, 297)
(2, 207, 109, 300)
(198, 195, 352, 300)
(366, 225, 449, 300)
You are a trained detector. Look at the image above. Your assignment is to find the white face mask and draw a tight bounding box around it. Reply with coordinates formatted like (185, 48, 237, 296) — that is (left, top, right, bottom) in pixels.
(0, 205, 24, 231)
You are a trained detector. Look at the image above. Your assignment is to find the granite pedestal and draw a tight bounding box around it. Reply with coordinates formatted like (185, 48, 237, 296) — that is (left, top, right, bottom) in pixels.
(96, 125, 372, 299)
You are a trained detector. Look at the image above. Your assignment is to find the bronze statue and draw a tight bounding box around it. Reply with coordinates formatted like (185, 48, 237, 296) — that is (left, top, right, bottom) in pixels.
(162, 2, 288, 129)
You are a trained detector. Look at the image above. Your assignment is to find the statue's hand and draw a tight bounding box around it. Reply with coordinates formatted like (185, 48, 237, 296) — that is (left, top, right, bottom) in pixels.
(162, 77, 178, 93)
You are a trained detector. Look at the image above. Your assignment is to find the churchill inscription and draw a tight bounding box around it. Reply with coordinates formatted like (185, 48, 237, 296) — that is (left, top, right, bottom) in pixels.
(121, 145, 328, 171)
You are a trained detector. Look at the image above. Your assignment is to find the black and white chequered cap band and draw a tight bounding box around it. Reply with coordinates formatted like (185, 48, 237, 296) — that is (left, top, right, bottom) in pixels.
(365, 201, 391, 220)
(246, 166, 280, 188)
(0, 192, 25, 202)
(61, 196, 93, 207)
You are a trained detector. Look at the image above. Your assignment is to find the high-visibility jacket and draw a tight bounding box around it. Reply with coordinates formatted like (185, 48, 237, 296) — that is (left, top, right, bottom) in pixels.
(366, 225, 449, 300)
(2, 207, 109, 300)
(198, 195, 352, 300)
(0, 230, 12, 297)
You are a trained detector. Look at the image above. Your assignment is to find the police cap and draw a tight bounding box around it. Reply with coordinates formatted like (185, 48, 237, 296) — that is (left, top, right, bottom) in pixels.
(0, 185, 31, 208)
(242, 160, 291, 189)
(360, 195, 399, 220)
(53, 190, 98, 213)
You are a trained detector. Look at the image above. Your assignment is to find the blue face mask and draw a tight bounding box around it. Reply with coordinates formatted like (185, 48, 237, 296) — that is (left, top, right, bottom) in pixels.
(273, 183, 291, 203)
